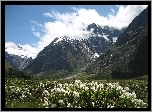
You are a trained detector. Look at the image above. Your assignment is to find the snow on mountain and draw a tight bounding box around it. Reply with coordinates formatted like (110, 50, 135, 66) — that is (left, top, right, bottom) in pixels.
(5, 42, 37, 59)
(53, 36, 74, 45)
(92, 53, 99, 58)
(112, 37, 118, 43)
(53, 37, 64, 44)
(102, 33, 110, 41)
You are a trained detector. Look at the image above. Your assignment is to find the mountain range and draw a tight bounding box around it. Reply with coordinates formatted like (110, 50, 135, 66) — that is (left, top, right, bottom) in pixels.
(5, 23, 124, 73)
(5, 6, 149, 79)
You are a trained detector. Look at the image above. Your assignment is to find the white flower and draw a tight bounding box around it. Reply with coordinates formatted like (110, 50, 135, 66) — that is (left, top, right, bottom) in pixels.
(79, 83, 85, 88)
(55, 88, 61, 92)
(58, 83, 62, 88)
(91, 86, 96, 91)
(116, 86, 123, 91)
(124, 87, 129, 91)
(51, 104, 56, 108)
(67, 103, 71, 107)
(60, 88, 66, 93)
(64, 83, 68, 87)
(69, 83, 73, 87)
(40, 82, 44, 87)
(44, 97, 48, 102)
(75, 80, 81, 85)
(94, 82, 98, 86)
(20, 94, 26, 99)
(43, 90, 50, 96)
(84, 87, 89, 91)
(110, 105, 115, 108)
(107, 104, 115, 108)
(92, 102, 95, 107)
(131, 91, 136, 98)
(27, 91, 31, 95)
(122, 89, 126, 93)
(43, 100, 49, 107)
(73, 91, 79, 97)
(58, 100, 64, 104)
(99, 83, 104, 88)
(137, 99, 144, 104)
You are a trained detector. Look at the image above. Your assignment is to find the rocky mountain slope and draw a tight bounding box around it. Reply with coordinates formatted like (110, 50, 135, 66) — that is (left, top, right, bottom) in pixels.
(85, 7, 148, 79)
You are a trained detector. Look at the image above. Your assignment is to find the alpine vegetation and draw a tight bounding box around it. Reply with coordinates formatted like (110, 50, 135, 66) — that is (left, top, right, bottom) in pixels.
(5, 79, 148, 108)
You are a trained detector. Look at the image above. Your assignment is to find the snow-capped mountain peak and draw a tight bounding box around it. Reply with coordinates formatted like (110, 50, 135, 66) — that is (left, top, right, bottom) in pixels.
(5, 42, 37, 59)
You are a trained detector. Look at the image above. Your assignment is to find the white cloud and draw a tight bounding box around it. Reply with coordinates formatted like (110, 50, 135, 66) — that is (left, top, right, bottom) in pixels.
(33, 32, 41, 38)
(13, 5, 148, 58)
(107, 5, 148, 29)
(111, 8, 115, 14)
(30, 20, 43, 27)
(5, 42, 18, 48)
(30, 20, 45, 39)
(19, 44, 38, 54)
(43, 12, 53, 17)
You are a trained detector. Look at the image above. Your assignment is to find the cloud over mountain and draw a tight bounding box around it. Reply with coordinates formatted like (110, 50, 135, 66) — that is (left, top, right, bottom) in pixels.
(6, 5, 147, 56)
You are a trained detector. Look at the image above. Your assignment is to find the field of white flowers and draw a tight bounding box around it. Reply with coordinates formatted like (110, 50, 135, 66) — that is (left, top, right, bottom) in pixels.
(5, 78, 148, 108)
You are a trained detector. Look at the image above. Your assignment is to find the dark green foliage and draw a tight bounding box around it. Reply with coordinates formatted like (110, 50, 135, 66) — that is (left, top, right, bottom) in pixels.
(5, 60, 13, 70)
(5, 60, 33, 79)
(128, 34, 148, 77)
(39, 70, 72, 80)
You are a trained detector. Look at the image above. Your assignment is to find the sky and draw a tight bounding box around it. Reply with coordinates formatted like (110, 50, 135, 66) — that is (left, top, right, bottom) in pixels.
(5, 5, 148, 57)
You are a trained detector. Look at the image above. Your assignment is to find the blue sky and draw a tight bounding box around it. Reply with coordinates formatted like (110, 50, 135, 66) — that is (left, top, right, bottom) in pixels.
(5, 5, 118, 45)
(5, 5, 148, 56)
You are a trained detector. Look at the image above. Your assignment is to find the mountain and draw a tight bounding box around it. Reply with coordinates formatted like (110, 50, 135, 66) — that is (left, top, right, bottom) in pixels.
(85, 7, 148, 79)
(24, 24, 124, 75)
(5, 43, 35, 71)
(24, 36, 93, 74)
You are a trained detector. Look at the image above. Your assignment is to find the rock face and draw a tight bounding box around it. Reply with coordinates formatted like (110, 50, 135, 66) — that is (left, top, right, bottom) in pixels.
(24, 24, 124, 74)
(85, 7, 148, 79)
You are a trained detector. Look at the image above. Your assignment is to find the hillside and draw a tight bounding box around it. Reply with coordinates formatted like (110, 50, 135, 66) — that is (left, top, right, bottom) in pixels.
(5, 60, 33, 79)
